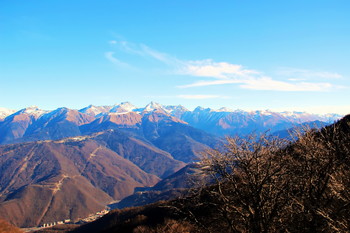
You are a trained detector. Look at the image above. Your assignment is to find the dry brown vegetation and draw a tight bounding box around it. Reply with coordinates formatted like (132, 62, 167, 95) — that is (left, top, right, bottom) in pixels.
(133, 218, 195, 233)
(191, 117, 350, 232)
(0, 219, 23, 233)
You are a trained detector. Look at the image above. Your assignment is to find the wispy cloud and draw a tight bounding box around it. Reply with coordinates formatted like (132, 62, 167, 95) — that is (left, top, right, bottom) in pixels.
(109, 40, 182, 65)
(178, 77, 334, 91)
(106, 40, 342, 92)
(273, 105, 350, 115)
(180, 59, 258, 79)
(277, 67, 342, 80)
(177, 95, 230, 99)
(178, 80, 239, 88)
(105, 52, 131, 68)
(239, 77, 334, 91)
(144, 94, 229, 100)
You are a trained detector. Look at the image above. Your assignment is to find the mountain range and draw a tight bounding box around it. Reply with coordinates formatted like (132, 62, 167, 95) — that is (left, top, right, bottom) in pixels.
(0, 104, 219, 227)
(0, 102, 343, 228)
(0, 102, 341, 145)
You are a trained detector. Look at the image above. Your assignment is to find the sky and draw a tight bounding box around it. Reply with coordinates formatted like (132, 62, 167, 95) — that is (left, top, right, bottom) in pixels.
(1, 0, 350, 114)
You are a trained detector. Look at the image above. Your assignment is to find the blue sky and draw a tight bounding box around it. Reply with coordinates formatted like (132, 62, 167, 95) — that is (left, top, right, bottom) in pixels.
(1, 0, 350, 114)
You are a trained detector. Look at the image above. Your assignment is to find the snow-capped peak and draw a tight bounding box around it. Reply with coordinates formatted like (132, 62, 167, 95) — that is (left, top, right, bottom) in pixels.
(215, 107, 233, 112)
(164, 105, 189, 118)
(80, 105, 112, 116)
(17, 106, 48, 118)
(142, 102, 168, 113)
(254, 110, 274, 116)
(0, 107, 16, 120)
(110, 102, 136, 113)
(279, 111, 342, 123)
(165, 105, 189, 113)
(193, 106, 206, 112)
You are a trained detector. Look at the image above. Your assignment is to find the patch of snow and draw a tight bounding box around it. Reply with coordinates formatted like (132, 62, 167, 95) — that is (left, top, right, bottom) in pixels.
(164, 105, 189, 117)
(215, 107, 234, 112)
(80, 105, 112, 116)
(109, 112, 131, 115)
(110, 102, 136, 113)
(140, 102, 170, 113)
(17, 106, 48, 119)
(0, 107, 16, 119)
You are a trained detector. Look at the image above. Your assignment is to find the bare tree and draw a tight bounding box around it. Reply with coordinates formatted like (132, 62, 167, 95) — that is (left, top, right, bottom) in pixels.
(285, 123, 350, 232)
(196, 119, 350, 232)
(199, 133, 291, 233)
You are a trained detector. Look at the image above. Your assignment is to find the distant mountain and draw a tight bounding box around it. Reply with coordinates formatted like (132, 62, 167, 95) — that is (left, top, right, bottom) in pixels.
(109, 102, 136, 113)
(24, 107, 95, 141)
(79, 105, 113, 117)
(0, 108, 16, 121)
(0, 107, 94, 145)
(0, 107, 220, 227)
(0, 102, 341, 145)
(0, 106, 47, 144)
(80, 112, 142, 133)
(180, 107, 339, 136)
(82, 110, 218, 163)
(273, 120, 329, 139)
(141, 111, 218, 163)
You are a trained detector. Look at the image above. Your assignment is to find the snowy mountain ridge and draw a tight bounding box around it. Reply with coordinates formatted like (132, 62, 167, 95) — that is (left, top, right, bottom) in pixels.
(1, 102, 343, 124)
(0, 107, 16, 120)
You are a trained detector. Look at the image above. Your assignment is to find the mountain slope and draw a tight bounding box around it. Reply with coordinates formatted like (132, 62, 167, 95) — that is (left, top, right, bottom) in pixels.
(92, 130, 185, 178)
(0, 106, 46, 144)
(115, 163, 206, 209)
(180, 108, 338, 136)
(0, 108, 16, 121)
(141, 111, 219, 163)
(23, 108, 94, 142)
(0, 129, 186, 227)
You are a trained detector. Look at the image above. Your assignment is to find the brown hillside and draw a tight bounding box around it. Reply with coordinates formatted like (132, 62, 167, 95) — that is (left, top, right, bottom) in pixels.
(0, 219, 22, 233)
(0, 130, 177, 227)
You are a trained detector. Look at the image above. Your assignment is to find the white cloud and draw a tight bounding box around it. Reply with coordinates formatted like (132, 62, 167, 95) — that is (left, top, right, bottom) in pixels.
(178, 76, 334, 92)
(106, 40, 342, 92)
(178, 62, 338, 91)
(288, 78, 307, 81)
(277, 67, 342, 80)
(177, 95, 230, 99)
(178, 79, 240, 88)
(104, 52, 130, 67)
(176, 58, 338, 92)
(144, 94, 230, 100)
(240, 77, 333, 91)
(141, 45, 183, 66)
(181, 59, 258, 79)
